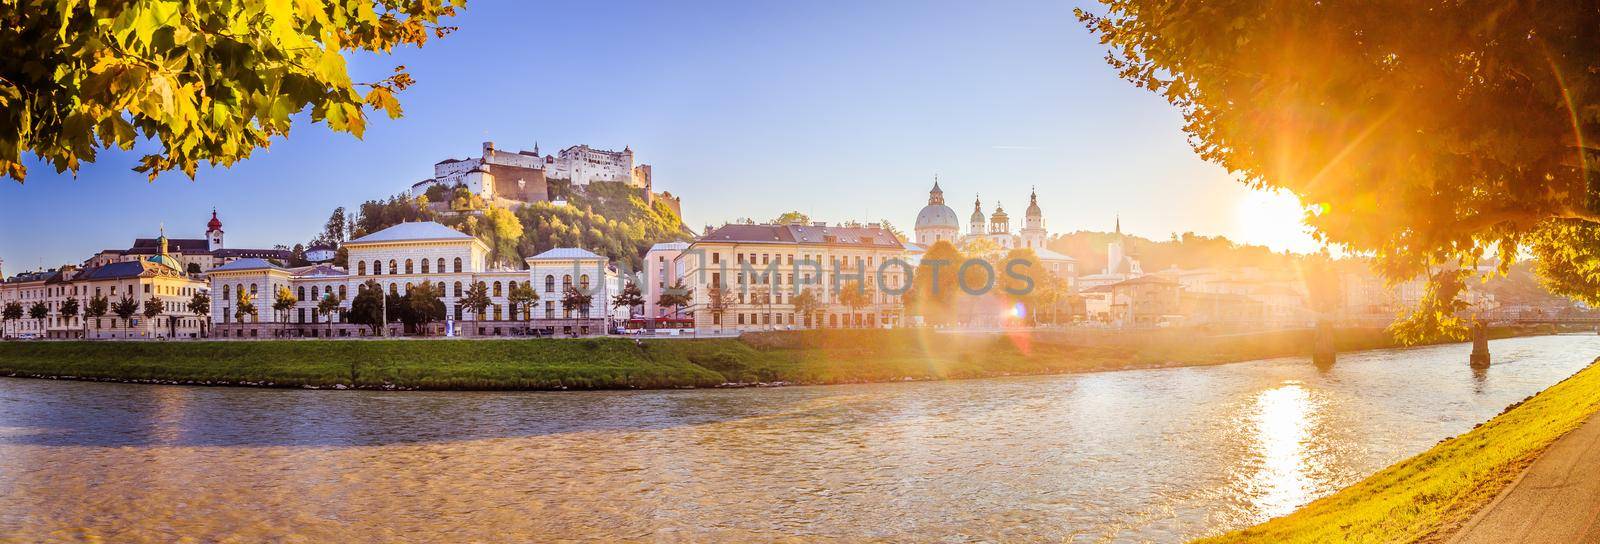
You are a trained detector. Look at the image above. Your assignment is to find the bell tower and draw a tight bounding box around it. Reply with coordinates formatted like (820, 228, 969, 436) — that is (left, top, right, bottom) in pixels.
(206, 209, 225, 251)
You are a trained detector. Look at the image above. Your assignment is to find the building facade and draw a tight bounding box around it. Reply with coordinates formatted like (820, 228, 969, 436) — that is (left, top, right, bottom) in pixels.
(2, 233, 209, 339)
(668, 223, 910, 333)
(208, 221, 622, 338)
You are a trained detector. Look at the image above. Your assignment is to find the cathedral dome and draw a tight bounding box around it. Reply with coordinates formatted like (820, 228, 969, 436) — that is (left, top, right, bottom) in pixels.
(916, 203, 960, 231)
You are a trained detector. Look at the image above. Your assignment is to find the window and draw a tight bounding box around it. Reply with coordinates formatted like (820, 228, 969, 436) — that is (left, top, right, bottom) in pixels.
(359, 261, 367, 275)
(712, 253, 720, 264)
(298, 286, 306, 301)
(493, 282, 503, 297)
(339, 285, 347, 299)
(405, 259, 414, 274)
(453, 258, 462, 273)
(545, 275, 555, 292)
(374, 260, 383, 275)
(454, 281, 463, 297)
(421, 259, 430, 274)
(563, 275, 572, 290)
(223, 285, 231, 299)
(389, 284, 398, 296)
(389, 260, 398, 275)
(580, 275, 590, 289)
(437, 258, 445, 273)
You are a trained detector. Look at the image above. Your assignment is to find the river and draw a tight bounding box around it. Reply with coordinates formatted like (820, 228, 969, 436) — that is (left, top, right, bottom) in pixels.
(0, 334, 1596, 542)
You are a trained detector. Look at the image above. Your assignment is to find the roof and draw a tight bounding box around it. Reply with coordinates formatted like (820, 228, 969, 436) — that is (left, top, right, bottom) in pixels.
(74, 261, 185, 281)
(647, 242, 690, 252)
(527, 247, 605, 261)
(915, 203, 960, 230)
(209, 258, 283, 273)
(1108, 275, 1178, 288)
(307, 243, 337, 252)
(212, 248, 292, 259)
(5, 269, 57, 284)
(697, 224, 904, 249)
(347, 222, 475, 245)
(288, 263, 348, 278)
(1033, 248, 1077, 262)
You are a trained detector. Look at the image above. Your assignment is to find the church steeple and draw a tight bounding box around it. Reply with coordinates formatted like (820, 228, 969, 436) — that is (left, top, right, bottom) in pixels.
(970, 195, 987, 235)
(928, 175, 944, 205)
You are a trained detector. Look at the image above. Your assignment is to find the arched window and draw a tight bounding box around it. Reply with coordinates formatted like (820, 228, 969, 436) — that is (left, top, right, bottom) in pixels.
(358, 261, 367, 275)
(339, 285, 347, 299)
(297, 286, 306, 301)
(493, 282, 502, 297)
(580, 274, 590, 290)
(453, 281, 462, 297)
(389, 260, 398, 276)
(388, 283, 398, 296)
(437, 282, 445, 294)
(223, 285, 231, 299)
(374, 260, 383, 275)
(453, 257, 463, 273)
(508, 280, 517, 291)
(562, 275, 572, 290)
(437, 258, 445, 273)
(250, 284, 258, 295)
(545, 275, 555, 292)
(421, 259, 430, 274)
(405, 259, 414, 275)
(311, 286, 319, 300)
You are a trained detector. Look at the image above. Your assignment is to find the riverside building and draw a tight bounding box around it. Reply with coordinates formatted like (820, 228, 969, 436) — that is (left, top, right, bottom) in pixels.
(1, 231, 209, 339)
(665, 222, 910, 333)
(209, 221, 621, 338)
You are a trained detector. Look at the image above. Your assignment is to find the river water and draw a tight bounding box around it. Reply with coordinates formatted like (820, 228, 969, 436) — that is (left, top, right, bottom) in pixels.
(0, 334, 1596, 542)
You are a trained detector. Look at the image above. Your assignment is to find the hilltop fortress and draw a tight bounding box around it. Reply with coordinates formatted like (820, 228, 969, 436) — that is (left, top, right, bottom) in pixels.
(410, 141, 681, 217)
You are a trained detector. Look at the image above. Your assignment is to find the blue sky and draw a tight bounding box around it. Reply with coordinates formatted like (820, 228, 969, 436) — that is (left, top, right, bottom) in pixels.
(0, 0, 1314, 274)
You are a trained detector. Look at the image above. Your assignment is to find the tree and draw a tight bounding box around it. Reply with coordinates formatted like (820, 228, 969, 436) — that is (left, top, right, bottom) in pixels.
(507, 282, 538, 322)
(1, 301, 20, 337)
(288, 244, 310, 267)
(1077, 3, 1600, 341)
(401, 282, 445, 335)
(59, 296, 79, 322)
(910, 240, 964, 326)
(837, 281, 873, 326)
(461, 281, 491, 321)
(85, 294, 108, 322)
(482, 205, 524, 267)
(562, 285, 594, 319)
(142, 296, 162, 336)
(317, 293, 342, 337)
(112, 295, 139, 326)
(234, 291, 258, 324)
(611, 282, 645, 318)
(347, 280, 387, 334)
(1, 0, 464, 183)
(272, 286, 298, 325)
(28, 302, 48, 328)
(998, 248, 1047, 322)
(772, 211, 811, 225)
(317, 207, 348, 246)
(188, 292, 210, 337)
(707, 284, 736, 328)
(791, 288, 823, 328)
(656, 280, 692, 319)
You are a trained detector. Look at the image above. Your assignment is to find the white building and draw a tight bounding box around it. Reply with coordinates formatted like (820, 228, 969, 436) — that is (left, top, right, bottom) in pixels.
(410, 141, 654, 205)
(642, 241, 690, 322)
(667, 222, 910, 333)
(209, 221, 623, 338)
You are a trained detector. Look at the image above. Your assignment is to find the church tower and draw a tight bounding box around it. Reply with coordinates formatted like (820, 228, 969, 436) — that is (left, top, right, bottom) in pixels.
(913, 177, 960, 246)
(1021, 187, 1047, 249)
(969, 195, 987, 236)
(206, 209, 224, 252)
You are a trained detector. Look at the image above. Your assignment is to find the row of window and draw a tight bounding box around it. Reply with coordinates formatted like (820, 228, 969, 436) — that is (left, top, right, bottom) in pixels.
(357, 257, 464, 276)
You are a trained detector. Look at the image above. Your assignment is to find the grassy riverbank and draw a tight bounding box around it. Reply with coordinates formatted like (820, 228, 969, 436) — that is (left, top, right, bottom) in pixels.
(1195, 358, 1600, 544)
(0, 326, 1562, 390)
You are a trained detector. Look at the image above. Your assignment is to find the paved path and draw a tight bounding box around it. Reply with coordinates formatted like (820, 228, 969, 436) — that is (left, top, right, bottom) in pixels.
(1450, 413, 1600, 543)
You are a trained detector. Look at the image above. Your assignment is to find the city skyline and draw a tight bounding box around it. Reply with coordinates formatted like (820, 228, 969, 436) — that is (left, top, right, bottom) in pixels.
(0, 0, 1317, 272)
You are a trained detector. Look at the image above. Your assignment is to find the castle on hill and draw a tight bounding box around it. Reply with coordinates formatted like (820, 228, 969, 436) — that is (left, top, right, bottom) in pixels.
(409, 141, 681, 217)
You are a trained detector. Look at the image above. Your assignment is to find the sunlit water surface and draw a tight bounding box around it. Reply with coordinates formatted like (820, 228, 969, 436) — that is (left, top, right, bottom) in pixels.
(2, 335, 1597, 542)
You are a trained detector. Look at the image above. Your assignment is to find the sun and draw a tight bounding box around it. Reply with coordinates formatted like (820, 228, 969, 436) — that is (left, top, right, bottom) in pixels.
(1236, 189, 1318, 253)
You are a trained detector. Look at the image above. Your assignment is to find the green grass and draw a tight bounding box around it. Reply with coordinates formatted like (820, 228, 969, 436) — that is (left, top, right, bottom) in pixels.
(1194, 358, 1600, 544)
(0, 325, 1561, 391)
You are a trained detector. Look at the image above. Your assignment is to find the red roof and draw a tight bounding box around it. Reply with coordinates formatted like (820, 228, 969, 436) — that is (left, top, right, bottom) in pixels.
(207, 210, 223, 231)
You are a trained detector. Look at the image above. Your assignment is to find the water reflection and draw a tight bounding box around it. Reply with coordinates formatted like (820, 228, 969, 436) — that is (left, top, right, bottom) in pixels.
(1246, 382, 1316, 520)
(0, 335, 1595, 542)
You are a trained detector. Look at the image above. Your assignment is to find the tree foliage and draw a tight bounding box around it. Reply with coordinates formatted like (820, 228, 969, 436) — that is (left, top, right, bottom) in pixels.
(112, 295, 138, 320)
(1078, 2, 1600, 340)
(656, 280, 691, 318)
(142, 296, 161, 319)
(460, 281, 489, 321)
(59, 296, 78, 318)
(28, 301, 48, 320)
(347, 280, 385, 332)
(1, 301, 21, 322)
(85, 294, 107, 318)
(1, 0, 464, 183)
(611, 282, 644, 314)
